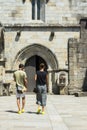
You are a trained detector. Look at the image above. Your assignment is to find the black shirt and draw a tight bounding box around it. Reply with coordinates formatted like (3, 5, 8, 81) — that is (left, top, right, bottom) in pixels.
(36, 71, 47, 85)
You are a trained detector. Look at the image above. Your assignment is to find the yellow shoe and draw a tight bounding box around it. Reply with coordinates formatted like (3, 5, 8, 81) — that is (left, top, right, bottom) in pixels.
(18, 110, 21, 114)
(21, 109, 25, 113)
(41, 111, 45, 115)
(37, 108, 41, 114)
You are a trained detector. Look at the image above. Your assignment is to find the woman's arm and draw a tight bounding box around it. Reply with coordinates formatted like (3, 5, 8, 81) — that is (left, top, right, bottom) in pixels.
(34, 74, 37, 81)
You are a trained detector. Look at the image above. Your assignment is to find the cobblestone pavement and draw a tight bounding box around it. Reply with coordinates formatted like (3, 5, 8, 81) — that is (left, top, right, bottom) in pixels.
(0, 94, 87, 130)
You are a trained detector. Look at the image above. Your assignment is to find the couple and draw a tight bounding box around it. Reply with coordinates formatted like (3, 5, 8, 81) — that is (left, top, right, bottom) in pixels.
(13, 63, 48, 115)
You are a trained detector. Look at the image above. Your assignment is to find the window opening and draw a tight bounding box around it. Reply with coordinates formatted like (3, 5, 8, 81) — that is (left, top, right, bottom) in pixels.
(32, 0, 45, 21)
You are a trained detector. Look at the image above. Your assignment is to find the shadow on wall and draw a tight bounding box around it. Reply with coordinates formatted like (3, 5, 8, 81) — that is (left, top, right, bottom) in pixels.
(82, 69, 87, 91)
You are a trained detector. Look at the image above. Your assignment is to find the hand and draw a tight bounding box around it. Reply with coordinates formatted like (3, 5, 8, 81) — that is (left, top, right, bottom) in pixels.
(22, 87, 27, 92)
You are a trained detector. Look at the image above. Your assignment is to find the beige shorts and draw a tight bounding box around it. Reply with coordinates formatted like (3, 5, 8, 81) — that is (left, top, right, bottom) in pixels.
(16, 90, 25, 98)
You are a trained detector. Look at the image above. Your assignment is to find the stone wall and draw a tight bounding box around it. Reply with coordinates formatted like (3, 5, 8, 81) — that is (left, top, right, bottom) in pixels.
(0, 1, 87, 94)
(80, 19, 87, 92)
(68, 18, 87, 95)
(0, 0, 87, 25)
(4, 26, 79, 70)
(4, 26, 79, 95)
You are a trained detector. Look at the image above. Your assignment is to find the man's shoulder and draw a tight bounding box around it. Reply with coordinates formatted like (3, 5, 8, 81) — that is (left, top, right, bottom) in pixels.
(17, 70, 26, 75)
(14, 70, 22, 75)
(20, 70, 27, 76)
(14, 70, 17, 74)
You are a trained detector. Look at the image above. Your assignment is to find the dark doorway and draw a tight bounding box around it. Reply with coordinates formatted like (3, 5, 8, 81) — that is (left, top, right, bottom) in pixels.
(25, 55, 47, 92)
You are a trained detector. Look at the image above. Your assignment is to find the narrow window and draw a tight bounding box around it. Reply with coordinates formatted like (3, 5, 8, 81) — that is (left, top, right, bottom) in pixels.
(32, 0, 35, 20)
(32, 0, 45, 21)
(37, 0, 40, 20)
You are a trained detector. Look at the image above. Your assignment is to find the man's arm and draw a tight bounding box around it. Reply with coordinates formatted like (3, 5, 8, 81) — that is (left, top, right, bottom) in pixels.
(24, 78, 28, 88)
(23, 72, 28, 88)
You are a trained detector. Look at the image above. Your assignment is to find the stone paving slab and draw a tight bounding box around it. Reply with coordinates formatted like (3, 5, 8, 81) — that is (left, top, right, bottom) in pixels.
(0, 95, 87, 130)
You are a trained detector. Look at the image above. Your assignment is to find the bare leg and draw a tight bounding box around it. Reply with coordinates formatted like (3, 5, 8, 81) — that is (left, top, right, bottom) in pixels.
(22, 96, 25, 110)
(17, 98, 20, 111)
(41, 106, 45, 114)
(38, 105, 41, 110)
(37, 105, 41, 113)
(42, 106, 44, 112)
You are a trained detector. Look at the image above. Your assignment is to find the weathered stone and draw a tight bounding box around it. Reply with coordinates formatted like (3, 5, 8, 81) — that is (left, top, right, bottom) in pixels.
(69, 18, 87, 95)
(0, 1, 87, 95)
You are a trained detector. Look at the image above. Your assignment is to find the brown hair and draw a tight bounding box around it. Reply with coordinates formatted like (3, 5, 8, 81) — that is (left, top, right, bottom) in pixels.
(39, 63, 45, 69)
(19, 64, 24, 69)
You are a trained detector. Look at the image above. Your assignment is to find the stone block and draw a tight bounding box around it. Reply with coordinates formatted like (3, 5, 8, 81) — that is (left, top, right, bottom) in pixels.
(74, 92, 87, 97)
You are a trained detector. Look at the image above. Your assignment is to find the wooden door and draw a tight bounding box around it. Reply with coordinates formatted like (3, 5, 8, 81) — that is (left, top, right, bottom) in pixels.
(25, 56, 36, 92)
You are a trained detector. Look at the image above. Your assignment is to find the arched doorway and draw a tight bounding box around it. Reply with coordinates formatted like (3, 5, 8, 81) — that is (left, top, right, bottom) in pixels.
(25, 55, 48, 92)
(13, 44, 58, 93)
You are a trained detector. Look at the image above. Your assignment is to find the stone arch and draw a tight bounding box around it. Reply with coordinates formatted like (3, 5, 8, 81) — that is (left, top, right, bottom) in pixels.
(13, 44, 58, 70)
(12, 44, 58, 93)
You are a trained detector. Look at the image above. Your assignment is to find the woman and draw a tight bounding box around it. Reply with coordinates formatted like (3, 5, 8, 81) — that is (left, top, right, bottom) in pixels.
(35, 63, 48, 115)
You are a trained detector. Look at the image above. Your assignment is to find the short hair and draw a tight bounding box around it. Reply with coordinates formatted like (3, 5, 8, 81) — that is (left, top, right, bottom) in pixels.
(39, 63, 45, 69)
(19, 64, 24, 69)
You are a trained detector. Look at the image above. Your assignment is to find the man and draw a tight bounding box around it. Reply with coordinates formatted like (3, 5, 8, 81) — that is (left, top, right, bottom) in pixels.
(13, 64, 27, 114)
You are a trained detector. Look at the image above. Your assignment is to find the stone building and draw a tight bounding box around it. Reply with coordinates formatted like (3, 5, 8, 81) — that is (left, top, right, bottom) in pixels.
(0, 0, 87, 95)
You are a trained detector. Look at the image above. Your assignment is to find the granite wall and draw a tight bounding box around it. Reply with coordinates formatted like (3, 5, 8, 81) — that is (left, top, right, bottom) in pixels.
(68, 18, 87, 95)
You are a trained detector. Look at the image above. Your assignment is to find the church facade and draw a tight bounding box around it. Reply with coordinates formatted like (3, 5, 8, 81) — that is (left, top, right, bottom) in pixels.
(0, 0, 87, 95)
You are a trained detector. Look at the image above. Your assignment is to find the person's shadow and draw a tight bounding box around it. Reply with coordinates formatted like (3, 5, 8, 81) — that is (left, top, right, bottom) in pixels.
(5, 110, 38, 114)
(5, 110, 17, 114)
(26, 111, 37, 114)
